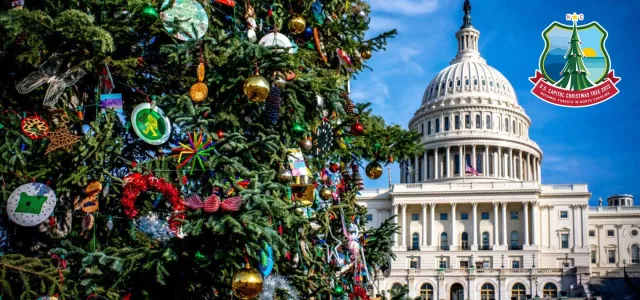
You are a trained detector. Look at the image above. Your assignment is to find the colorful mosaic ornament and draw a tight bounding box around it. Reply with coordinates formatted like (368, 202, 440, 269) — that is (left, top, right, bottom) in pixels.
(313, 119, 333, 156)
(21, 114, 49, 139)
(160, 0, 209, 41)
(6, 183, 57, 227)
(131, 103, 171, 145)
(172, 131, 215, 174)
(45, 127, 81, 154)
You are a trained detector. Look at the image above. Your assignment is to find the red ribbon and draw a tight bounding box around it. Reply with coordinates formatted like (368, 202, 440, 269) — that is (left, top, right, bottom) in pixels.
(529, 70, 621, 107)
(51, 254, 67, 284)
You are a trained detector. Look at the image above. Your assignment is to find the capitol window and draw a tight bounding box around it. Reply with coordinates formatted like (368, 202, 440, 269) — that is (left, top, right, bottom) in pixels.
(427, 121, 432, 135)
(475, 114, 481, 128)
(607, 230, 615, 237)
(632, 245, 640, 263)
(465, 115, 471, 128)
(486, 115, 491, 129)
(632, 229, 638, 237)
(512, 120, 516, 133)
(366, 214, 373, 221)
(474, 79, 478, 85)
(420, 283, 434, 300)
(412, 213, 420, 221)
(511, 259, 521, 269)
(480, 283, 495, 300)
(543, 283, 558, 298)
(589, 230, 595, 237)
(440, 213, 448, 220)
(436, 119, 441, 133)
(510, 212, 518, 220)
(465, 79, 470, 86)
(461, 213, 469, 220)
(481, 212, 490, 220)
(457, 79, 461, 87)
(504, 118, 509, 132)
(455, 115, 461, 129)
(560, 211, 568, 219)
(511, 283, 525, 299)
(591, 250, 597, 263)
(481, 79, 486, 86)
(444, 117, 450, 131)
(608, 250, 616, 263)
(561, 233, 570, 248)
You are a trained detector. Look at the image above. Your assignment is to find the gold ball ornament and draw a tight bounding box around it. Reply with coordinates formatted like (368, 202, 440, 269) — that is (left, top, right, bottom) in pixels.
(190, 62, 208, 102)
(243, 75, 271, 103)
(289, 16, 306, 35)
(320, 188, 332, 200)
(365, 162, 383, 180)
(361, 49, 372, 60)
(231, 264, 264, 299)
(300, 138, 313, 152)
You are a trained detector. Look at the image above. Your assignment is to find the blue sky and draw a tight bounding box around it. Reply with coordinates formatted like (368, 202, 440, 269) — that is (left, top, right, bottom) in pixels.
(353, 0, 640, 206)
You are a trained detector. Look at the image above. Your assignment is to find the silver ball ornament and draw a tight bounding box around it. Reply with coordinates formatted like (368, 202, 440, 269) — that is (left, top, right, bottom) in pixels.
(279, 169, 293, 182)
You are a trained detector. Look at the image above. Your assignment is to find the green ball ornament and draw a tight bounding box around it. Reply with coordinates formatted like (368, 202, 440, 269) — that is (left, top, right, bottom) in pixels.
(194, 250, 210, 266)
(292, 123, 305, 136)
(141, 5, 159, 23)
(334, 285, 345, 295)
(374, 142, 382, 151)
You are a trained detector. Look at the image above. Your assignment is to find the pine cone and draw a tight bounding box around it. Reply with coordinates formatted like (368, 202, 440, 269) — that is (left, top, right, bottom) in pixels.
(341, 92, 355, 115)
(265, 85, 281, 124)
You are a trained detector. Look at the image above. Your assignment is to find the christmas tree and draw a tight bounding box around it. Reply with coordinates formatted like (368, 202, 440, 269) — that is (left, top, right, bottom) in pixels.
(553, 13, 595, 91)
(0, 1, 422, 299)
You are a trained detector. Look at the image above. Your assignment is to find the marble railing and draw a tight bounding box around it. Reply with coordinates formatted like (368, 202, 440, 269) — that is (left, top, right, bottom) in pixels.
(390, 268, 564, 276)
(589, 206, 640, 212)
(391, 181, 540, 193)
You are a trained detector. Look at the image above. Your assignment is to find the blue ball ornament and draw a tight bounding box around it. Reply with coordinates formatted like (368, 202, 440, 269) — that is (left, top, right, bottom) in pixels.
(304, 27, 313, 38)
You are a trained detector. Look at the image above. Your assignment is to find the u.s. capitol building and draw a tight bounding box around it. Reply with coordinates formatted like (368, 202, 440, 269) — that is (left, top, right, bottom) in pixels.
(357, 2, 639, 299)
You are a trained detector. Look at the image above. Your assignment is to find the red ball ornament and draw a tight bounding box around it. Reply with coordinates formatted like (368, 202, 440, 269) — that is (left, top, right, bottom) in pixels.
(217, 129, 225, 139)
(329, 163, 340, 173)
(351, 122, 365, 136)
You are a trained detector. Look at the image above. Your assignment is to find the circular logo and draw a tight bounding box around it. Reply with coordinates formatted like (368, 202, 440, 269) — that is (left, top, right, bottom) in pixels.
(6, 183, 57, 227)
(131, 103, 171, 145)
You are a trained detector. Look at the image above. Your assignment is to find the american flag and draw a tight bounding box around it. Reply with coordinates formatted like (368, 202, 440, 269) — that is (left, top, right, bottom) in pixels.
(465, 163, 480, 176)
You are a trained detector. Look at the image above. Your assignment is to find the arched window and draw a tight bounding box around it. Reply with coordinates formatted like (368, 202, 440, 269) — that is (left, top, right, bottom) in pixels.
(420, 283, 434, 300)
(455, 115, 461, 129)
(511, 283, 526, 300)
(448, 80, 453, 88)
(543, 283, 558, 298)
(632, 244, 640, 263)
(475, 114, 481, 128)
(465, 115, 471, 128)
(474, 79, 478, 85)
(505, 118, 509, 132)
(482, 232, 490, 250)
(476, 153, 483, 174)
(465, 79, 470, 86)
(412, 233, 420, 250)
(511, 231, 519, 249)
(461, 232, 469, 249)
(512, 120, 516, 133)
(427, 121, 432, 135)
(444, 117, 450, 131)
(480, 283, 495, 300)
(435, 119, 441, 133)
(486, 115, 491, 129)
(457, 79, 461, 87)
(454, 154, 460, 175)
(440, 232, 448, 248)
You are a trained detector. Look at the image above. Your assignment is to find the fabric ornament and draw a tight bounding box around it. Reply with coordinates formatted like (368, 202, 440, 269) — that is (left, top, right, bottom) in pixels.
(6, 183, 57, 227)
(258, 274, 300, 300)
(45, 127, 81, 155)
(16, 53, 86, 109)
(120, 173, 185, 231)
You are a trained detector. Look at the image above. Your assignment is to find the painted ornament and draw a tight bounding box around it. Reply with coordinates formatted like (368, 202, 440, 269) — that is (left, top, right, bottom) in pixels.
(319, 188, 332, 200)
(131, 103, 171, 145)
(313, 28, 328, 63)
(259, 32, 294, 54)
(259, 241, 274, 276)
(21, 115, 49, 139)
(160, 0, 208, 41)
(189, 62, 208, 102)
(80, 181, 102, 213)
(313, 120, 333, 156)
(6, 183, 57, 227)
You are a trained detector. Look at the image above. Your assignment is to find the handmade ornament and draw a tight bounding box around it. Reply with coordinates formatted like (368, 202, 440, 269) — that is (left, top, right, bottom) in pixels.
(365, 162, 383, 180)
(279, 169, 293, 182)
(245, 3, 257, 42)
(361, 49, 372, 60)
(311, 0, 325, 25)
(299, 137, 313, 152)
(172, 131, 215, 174)
(313, 119, 333, 156)
(232, 264, 264, 299)
(259, 32, 294, 54)
(21, 114, 49, 139)
(313, 28, 328, 63)
(319, 188, 332, 200)
(259, 275, 300, 300)
(220, 196, 243, 212)
(287, 148, 308, 177)
(141, 4, 159, 23)
(100, 93, 126, 125)
(80, 181, 102, 213)
(189, 62, 208, 102)
(120, 173, 184, 231)
(350, 285, 370, 300)
(352, 164, 365, 190)
(6, 183, 57, 227)
(203, 194, 221, 213)
(336, 48, 353, 74)
(131, 103, 171, 145)
(183, 194, 204, 210)
(290, 184, 314, 207)
(243, 75, 270, 102)
(265, 85, 281, 124)
(289, 16, 306, 34)
(136, 214, 175, 241)
(160, 0, 208, 41)
(81, 214, 94, 230)
(16, 53, 86, 109)
(351, 121, 364, 136)
(45, 127, 81, 155)
(259, 241, 274, 276)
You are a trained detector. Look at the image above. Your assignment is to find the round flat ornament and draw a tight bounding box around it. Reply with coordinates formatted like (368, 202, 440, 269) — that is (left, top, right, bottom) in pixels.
(259, 32, 294, 54)
(131, 103, 171, 145)
(160, 0, 208, 41)
(313, 120, 333, 156)
(6, 183, 57, 227)
(21, 115, 49, 140)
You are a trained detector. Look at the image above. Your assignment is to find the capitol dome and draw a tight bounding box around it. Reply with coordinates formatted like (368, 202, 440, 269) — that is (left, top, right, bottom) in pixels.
(401, 3, 542, 184)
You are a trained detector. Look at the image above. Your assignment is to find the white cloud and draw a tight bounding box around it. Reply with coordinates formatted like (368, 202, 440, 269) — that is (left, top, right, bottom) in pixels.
(368, 0, 439, 16)
(368, 16, 405, 34)
(350, 75, 390, 108)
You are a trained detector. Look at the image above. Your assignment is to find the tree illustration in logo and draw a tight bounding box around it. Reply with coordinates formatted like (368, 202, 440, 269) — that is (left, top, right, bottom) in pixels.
(554, 13, 595, 91)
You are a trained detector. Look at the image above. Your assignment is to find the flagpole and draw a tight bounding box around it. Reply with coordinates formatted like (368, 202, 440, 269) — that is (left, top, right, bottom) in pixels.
(388, 165, 392, 189)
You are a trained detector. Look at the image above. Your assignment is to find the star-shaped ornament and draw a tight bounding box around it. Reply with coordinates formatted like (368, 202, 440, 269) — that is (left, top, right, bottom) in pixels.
(45, 127, 80, 154)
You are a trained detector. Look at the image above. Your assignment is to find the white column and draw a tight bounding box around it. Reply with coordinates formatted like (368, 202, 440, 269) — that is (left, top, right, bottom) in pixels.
(493, 203, 500, 247)
(527, 153, 532, 181)
(472, 145, 477, 169)
(393, 204, 399, 246)
(446, 146, 451, 178)
(429, 203, 436, 247)
(451, 203, 457, 248)
(531, 201, 540, 246)
(401, 204, 407, 247)
(434, 148, 439, 179)
(472, 202, 478, 250)
(523, 202, 530, 246)
(581, 204, 588, 249)
(498, 147, 502, 177)
(421, 204, 428, 247)
(485, 145, 489, 176)
(519, 151, 523, 180)
(501, 202, 508, 247)
(423, 151, 428, 182)
(537, 158, 542, 182)
(572, 204, 579, 250)
(459, 145, 464, 176)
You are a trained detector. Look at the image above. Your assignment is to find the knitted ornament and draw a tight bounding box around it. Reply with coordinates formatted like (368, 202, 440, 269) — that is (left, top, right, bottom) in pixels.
(265, 85, 281, 124)
(351, 164, 364, 191)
